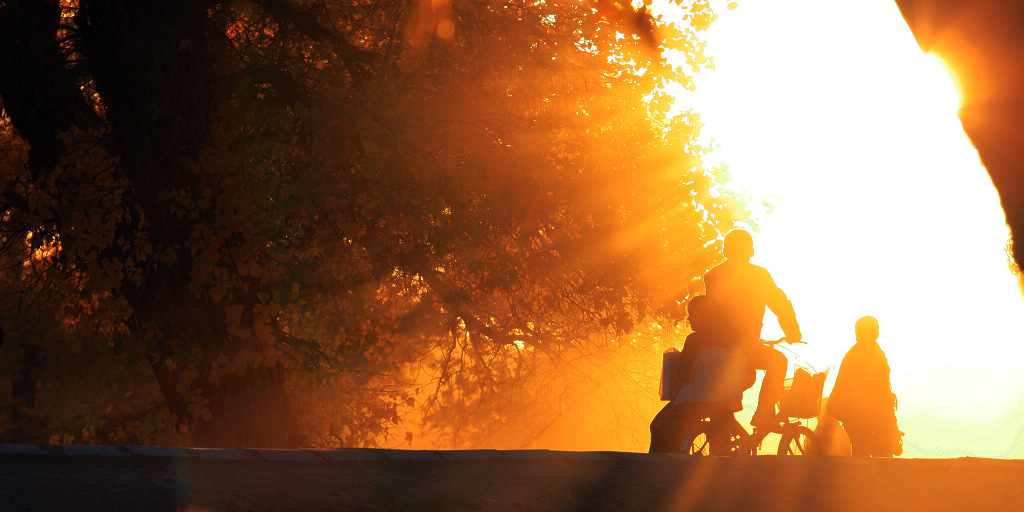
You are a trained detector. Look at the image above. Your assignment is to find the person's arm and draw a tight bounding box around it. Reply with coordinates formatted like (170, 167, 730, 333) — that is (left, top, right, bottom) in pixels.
(826, 354, 852, 420)
(759, 269, 801, 342)
(875, 351, 899, 427)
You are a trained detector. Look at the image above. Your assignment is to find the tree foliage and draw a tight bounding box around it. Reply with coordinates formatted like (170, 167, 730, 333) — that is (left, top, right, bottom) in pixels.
(0, 0, 746, 449)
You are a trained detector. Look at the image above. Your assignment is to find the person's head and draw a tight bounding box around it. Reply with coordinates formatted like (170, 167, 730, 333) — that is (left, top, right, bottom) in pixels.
(855, 315, 879, 343)
(686, 295, 712, 332)
(723, 229, 754, 261)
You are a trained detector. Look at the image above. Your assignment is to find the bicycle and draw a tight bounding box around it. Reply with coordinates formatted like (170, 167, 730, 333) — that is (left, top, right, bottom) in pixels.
(677, 338, 827, 456)
(681, 407, 820, 456)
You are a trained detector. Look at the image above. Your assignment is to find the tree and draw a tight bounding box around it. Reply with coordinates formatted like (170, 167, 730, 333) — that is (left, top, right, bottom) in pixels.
(0, 0, 745, 448)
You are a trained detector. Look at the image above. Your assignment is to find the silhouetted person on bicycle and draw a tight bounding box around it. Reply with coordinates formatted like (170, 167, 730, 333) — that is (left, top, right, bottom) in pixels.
(649, 295, 720, 452)
(649, 295, 752, 453)
(827, 316, 901, 457)
(702, 229, 801, 428)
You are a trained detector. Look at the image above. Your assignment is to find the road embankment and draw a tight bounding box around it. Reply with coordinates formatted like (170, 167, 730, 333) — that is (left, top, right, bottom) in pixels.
(1, 444, 1021, 512)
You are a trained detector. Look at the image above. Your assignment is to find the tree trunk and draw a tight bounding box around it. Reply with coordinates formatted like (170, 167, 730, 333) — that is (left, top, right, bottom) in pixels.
(193, 363, 304, 448)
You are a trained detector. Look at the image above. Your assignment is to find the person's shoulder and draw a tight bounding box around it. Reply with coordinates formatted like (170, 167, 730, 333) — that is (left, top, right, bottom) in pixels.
(682, 331, 702, 347)
(839, 344, 857, 362)
(685, 330, 720, 351)
(740, 262, 775, 284)
(706, 259, 754, 274)
(706, 260, 774, 284)
(868, 341, 890, 361)
(840, 342, 868, 364)
(704, 260, 728, 276)
(748, 262, 773, 276)
(858, 340, 884, 355)
(686, 330, 712, 343)
(847, 341, 887, 362)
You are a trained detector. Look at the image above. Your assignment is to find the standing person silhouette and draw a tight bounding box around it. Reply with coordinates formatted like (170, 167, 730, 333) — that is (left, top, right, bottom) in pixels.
(827, 315, 901, 457)
(702, 229, 802, 428)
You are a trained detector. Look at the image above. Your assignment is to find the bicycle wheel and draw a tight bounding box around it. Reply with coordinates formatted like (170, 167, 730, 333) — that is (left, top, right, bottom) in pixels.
(680, 420, 713, 455)
(714, 416, 753, 456)
(681, 418, 750, 456)
(777, 425, 819, 455)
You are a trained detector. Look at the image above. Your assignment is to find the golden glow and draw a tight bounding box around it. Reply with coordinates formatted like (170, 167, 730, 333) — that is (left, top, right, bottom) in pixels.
(669, 0, 1024, 458)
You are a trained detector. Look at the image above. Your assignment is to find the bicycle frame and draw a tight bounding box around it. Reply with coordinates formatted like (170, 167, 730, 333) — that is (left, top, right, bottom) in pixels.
(678, 340, 824, 456)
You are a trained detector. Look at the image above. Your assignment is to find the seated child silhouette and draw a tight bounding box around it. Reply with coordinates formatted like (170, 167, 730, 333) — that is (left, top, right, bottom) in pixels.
(649, 295, 755, 453)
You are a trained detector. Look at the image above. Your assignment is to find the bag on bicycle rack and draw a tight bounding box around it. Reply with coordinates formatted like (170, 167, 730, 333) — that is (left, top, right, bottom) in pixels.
(779, 368, 828, 418)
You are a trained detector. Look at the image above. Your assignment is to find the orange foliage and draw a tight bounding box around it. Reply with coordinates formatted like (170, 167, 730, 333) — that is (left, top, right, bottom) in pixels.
(0, 0, 743, 449)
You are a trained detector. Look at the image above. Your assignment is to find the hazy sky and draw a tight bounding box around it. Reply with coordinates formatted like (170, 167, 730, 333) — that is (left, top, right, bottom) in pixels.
(669, 0, 1024, 457)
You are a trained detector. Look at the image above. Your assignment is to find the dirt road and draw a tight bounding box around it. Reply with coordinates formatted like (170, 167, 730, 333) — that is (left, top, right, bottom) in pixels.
(2, 446, 1023, 511)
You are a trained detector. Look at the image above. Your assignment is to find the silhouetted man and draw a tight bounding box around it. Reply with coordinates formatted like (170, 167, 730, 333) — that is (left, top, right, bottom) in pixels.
(702, 229, 801, 428)
(827, 315, 901, 457)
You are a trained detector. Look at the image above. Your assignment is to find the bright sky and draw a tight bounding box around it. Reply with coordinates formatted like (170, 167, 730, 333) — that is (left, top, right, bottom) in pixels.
(669, 0, 1024, 458)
